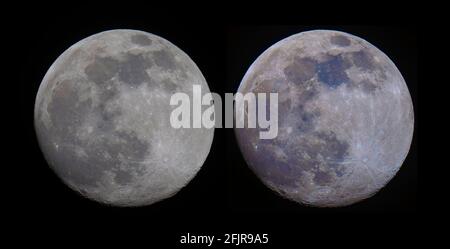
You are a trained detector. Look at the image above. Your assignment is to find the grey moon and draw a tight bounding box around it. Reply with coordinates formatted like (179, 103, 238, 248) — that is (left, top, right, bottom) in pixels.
(235, 30, 414, 207)
(34, 29, 214, 207)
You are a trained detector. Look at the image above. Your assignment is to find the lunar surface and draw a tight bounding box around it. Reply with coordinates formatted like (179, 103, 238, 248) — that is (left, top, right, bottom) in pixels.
(235, 30, 414, 207)
(34, 30, 214, 206)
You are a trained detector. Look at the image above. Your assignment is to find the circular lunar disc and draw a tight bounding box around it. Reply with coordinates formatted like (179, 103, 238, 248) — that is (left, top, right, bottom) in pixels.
(235, 30, 414, 207)
(34, 29, 214, 207)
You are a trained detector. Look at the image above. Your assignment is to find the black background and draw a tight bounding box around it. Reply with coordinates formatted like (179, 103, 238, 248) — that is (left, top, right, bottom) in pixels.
(12, 7, 418, 248)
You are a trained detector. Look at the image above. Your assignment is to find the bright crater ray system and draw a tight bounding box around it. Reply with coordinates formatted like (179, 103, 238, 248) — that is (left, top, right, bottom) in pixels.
(235, 30, 414, 207)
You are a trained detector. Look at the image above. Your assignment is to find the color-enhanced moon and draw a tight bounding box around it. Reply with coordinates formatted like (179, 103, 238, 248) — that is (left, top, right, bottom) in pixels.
(235, 30, 414, 207)
(34, 30, 214, 206)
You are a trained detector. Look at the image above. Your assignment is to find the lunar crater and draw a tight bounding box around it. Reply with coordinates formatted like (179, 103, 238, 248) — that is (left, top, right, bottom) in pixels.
(35, 29, 214, 206)
(130, 34, 153, 46)
(235, 30, 414, 207)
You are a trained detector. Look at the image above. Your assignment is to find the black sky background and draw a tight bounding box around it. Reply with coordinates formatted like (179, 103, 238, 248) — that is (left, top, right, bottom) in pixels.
(10, 7, 419, 248)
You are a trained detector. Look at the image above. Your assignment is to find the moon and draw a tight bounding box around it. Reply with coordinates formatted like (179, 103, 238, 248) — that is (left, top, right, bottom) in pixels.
(34, 29, 214, 206)
(235, 30, 414, 207)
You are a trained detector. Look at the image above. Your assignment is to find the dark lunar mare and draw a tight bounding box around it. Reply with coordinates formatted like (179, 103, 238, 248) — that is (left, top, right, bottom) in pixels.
(236, 53, 351, 189)
(235, 30, 414, 207)
(35, 30, 215, 207)
(316, 54, 351, 89)
(130, 34, 153, 46)
(330, 35, 351, 47)
(39, 50, 166, 189)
